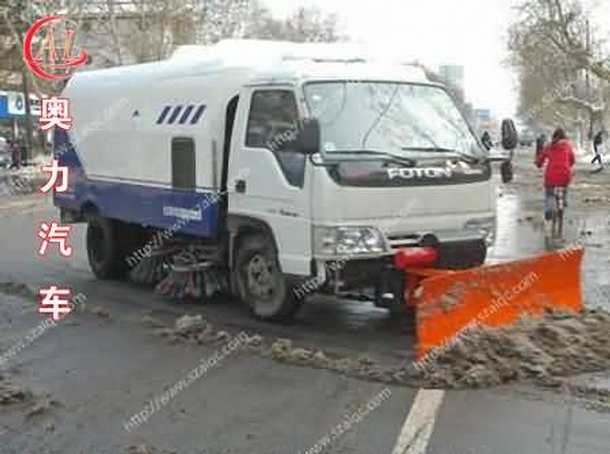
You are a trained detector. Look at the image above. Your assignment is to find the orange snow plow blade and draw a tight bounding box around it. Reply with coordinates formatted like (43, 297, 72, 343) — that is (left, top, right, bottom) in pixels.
(395, 247, 584, 360)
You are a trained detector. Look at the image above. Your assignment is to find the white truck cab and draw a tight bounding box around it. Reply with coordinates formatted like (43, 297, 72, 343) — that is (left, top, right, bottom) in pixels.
(55, 40, 501, 321)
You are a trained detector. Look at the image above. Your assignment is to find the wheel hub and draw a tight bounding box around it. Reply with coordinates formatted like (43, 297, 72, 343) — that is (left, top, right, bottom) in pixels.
(246, 254, 275, 298)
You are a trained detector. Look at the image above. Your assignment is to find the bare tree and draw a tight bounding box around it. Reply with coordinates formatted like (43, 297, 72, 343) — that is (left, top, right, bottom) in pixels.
(66, 0, 205, 66)
(508, 0, 610, 142)
(0, 0, 72, 156)
(0, 0, 32, 90)
(70, 0, 340, 68)
(244, 3, 341, 43)
(3, 0, 342, 73)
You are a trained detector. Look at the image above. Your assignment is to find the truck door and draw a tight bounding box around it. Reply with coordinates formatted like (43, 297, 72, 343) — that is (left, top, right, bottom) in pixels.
(227, 87, 312, 277)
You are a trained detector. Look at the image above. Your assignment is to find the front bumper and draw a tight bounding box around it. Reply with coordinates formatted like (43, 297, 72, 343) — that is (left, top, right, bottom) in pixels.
(316, 236, 487, 294)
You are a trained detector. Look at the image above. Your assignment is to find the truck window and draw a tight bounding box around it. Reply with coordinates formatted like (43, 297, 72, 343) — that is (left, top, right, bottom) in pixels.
(171, 137, 196, 190)
(245, 90, 305, 187)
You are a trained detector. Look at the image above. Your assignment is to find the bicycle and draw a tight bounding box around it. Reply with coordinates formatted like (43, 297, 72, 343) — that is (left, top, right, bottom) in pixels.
(550, 186, 567, 239)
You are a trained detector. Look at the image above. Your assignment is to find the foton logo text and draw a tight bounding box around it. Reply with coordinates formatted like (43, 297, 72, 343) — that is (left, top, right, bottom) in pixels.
(387, 168, 453, 180)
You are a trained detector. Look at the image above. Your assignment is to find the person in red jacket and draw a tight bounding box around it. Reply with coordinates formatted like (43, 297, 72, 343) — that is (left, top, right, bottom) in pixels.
(535, 128, 576, 223)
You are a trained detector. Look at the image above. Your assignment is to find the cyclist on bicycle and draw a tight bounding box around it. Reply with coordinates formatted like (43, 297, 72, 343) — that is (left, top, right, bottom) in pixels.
(535, 128, 575, 225)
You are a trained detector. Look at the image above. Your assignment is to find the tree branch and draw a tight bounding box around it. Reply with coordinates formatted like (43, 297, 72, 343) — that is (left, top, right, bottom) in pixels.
(555, 95, 604, 113)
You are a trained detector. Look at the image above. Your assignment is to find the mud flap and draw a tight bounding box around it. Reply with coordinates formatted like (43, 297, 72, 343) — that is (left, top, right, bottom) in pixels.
(407, 247, 584, 360)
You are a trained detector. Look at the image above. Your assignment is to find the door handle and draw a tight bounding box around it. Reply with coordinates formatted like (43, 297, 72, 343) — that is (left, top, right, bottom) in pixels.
(235, 179, 246, 193)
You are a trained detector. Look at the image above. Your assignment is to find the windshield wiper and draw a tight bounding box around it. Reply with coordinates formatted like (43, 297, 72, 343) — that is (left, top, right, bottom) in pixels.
(326, 150, 417, 166)
(400, 147, 482, 164)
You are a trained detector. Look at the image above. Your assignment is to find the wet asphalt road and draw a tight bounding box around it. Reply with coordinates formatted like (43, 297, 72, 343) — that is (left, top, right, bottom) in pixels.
(0, 152, 609, 454)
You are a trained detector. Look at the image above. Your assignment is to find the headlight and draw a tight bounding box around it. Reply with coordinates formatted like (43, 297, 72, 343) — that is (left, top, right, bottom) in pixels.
(313, 226, 387, 257)
(464, 216, 497, 246)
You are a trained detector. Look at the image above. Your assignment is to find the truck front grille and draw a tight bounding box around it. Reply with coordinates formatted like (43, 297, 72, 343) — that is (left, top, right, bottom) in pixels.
(386, 233, 422, 250)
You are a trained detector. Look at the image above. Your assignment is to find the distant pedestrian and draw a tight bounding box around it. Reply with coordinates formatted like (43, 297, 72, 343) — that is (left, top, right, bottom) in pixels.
(18, 140, 27, 166)
(481, 130, 493, 151)
(8, 139, 21, 170)
(535, 134, 547, 161)
(592, 130, 604, 170)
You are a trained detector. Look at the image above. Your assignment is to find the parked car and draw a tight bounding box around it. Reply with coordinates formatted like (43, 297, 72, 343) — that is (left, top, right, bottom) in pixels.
(519, 131, 535, 147)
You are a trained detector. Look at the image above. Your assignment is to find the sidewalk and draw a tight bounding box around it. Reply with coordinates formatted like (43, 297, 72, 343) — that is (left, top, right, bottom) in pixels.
(574, 143, 608, 167)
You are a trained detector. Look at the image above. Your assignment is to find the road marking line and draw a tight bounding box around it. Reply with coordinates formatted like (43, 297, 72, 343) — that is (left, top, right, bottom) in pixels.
(391, 389, 445, 454)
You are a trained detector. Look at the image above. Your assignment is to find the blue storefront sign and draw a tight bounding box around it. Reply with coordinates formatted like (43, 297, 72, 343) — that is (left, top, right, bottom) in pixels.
(0, 91, 41, 119)
(0, 94, 9, 119)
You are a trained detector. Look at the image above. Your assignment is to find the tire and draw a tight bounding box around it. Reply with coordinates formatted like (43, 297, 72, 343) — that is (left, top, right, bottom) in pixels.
(374, 269, 404, 311)
(501, 119, 518, 150)
(233, 233, 302, 322)
(500, 160, 514, 183)
(86, 214, 128, 280)
(374, 291, 416, 318)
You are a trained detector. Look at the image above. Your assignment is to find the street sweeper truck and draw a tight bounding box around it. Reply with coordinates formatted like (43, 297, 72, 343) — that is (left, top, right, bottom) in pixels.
(54, 40, 515, 321)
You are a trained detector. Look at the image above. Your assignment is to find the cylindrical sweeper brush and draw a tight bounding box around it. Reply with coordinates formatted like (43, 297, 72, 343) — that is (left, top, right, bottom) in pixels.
(128, 248, 177, 286)
(154, 246, 227, 302)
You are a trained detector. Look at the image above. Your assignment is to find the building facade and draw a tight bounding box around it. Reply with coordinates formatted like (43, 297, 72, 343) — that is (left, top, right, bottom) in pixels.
(438, 65, 464, 90)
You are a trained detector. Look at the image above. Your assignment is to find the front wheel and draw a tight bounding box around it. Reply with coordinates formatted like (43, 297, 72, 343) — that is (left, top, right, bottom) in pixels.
(233, 233, 302, 322)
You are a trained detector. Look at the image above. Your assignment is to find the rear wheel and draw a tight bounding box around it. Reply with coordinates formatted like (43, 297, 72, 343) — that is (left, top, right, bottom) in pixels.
(551, 189, 566, 239)
(234, 233, 301, 322)
(86, 214, 128, 279)
(552, 208, 564, 239)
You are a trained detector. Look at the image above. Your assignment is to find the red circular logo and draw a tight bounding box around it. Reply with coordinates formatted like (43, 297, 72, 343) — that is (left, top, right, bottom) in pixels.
(23, 16, 88, 81)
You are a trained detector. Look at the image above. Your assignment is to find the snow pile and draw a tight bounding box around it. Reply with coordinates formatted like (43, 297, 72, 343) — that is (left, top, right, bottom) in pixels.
(0, 282, 38, 301)
(125, 445, 158, 454)
(154, 314, 232, 345)
(125, 444, 177, 454)
(157, 309, 610, 389)
(0, 376, 33, 406)
(405, 309, 610, 388)
(0, 167, 46, 196)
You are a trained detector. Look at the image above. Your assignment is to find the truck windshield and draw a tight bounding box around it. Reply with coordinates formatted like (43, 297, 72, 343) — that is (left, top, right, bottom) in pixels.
(303, 81, 484, 160)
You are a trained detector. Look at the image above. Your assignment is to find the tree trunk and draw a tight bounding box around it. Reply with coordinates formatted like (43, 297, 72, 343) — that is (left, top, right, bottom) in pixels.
(21, 68, 35, 163)
(588, 110, 595, 141)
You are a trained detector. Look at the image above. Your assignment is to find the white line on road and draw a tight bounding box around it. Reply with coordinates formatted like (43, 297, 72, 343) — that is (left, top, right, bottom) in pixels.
(391, 389, 445, 454)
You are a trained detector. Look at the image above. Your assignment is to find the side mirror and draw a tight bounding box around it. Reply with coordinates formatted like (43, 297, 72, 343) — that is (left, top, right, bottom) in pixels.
(298, 118, 320, 155)
(501, 119, 518, 151)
